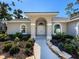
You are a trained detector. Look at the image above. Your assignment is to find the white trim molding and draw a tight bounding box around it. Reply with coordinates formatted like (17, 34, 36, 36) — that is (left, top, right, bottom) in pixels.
(76, 22, 79, 36)
(31, 23, 35, 25)
(20, 24, 27, 34)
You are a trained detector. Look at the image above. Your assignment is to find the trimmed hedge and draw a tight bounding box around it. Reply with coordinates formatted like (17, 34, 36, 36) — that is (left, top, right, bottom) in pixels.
(24, 48, 33, 56)
(3, 42, 12, 52)
(9, 46, 20, 56)
(64, 43, 75, 54)
(21, 34, 31, 41)
(26, 42, 32, 48)
(0, 33, 9, 41)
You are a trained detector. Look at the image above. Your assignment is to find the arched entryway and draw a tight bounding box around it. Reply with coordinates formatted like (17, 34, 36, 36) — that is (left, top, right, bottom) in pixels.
(36, 18, 47, 36)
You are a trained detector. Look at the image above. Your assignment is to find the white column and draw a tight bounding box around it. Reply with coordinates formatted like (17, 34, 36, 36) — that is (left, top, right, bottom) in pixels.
(47, 23, 52, 40)
(31, 23, 36, 39)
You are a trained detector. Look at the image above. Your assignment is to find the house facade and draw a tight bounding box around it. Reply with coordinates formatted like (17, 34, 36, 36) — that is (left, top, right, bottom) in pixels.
(3, 12, 79, 39)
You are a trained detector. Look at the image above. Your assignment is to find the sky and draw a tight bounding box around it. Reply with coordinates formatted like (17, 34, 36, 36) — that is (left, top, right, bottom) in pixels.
(0, 0, 76, 17)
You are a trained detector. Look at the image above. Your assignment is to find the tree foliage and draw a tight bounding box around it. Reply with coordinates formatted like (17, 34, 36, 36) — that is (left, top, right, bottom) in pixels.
(0, 2, 12, 20)
(0, 0, 23, 21)
(13, 9, 23, 19)
(65, 0, 79, 16)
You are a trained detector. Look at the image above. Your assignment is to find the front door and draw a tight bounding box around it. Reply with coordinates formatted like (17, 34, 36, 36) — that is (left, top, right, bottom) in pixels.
(37, 25, 45, 35)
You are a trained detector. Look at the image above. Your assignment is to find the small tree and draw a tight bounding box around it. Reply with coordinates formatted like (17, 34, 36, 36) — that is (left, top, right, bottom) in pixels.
(0, 0, 23, 21)
(0, 0, 23, 33)
(0, 2, 12, 21)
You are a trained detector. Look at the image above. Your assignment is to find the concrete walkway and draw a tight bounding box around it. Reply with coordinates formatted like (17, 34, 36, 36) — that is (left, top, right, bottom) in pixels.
(35, 36, 60, 59)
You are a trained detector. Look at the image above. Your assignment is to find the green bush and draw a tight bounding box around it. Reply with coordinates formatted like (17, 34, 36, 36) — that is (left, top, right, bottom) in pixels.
(52, 34, 74, 43)
(27, 39, 35, 46)
(77, 47, 79, 55)
(9, 46, 20, 56)
(25, 48, 30, 54)
(26, 42, 32, 48)
(14, 37, 20, 42)
(24, 48, 32, 56)
(21, 36, 29, 41)
(64, 35, 74, 39)
(21, 34, 31, 41)
(0, 31, 5, 34)
(9, 34, 15, 40)
(13, 32, 22, 38)
(64, 43, 75, 54)
(3, 42, 12, 52)
(0, 33, 9, 41)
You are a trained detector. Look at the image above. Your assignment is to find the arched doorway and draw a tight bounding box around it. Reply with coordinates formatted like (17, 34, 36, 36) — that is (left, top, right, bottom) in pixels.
(36, 18, 47, 36)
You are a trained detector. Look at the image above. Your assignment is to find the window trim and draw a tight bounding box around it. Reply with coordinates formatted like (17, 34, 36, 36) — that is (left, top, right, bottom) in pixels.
(20, 24, 27, 34)
(76, 22, 79, 36)
(53, 23, 62, 35)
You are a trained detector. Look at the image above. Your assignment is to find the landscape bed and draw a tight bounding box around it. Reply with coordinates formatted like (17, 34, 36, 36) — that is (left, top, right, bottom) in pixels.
(0, 32, 35, 59)
(50, 33, 79, 59)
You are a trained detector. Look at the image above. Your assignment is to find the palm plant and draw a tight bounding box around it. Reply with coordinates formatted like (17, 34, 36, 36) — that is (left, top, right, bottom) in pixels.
(0, 0, 23, 33)
(0, 2, 12, 21)
(13, 9, 23, 19)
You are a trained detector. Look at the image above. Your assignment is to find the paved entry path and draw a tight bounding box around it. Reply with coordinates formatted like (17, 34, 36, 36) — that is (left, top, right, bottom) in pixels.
(35, 36, 60, 59)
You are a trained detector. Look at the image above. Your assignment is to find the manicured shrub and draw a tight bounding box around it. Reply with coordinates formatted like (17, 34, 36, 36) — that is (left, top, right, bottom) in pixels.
(21, 36, 29, 41)
(52, 34, 74, 43)
(64, 43, 75, 54)
(9, 46, 20, 56)
(9, 34, 15, 41)
(27, 38, 35, 46)
(24, 48, 32, 56)
(26, 42, 32, 48)
(50, 39, 58, 46)
(25, 48, 30, 54)
(0, 31, 5, 34)
(0, 33, 9, 41)
(14, 37, 20, 42)
(21, 34, 31, 41)
(3, 42, 12, 52)
(64, 35, 74, 39)
(58, 42, 64, 51)
(18, 41, 27, 48)
(26, 34, 31, 39)
(13, 32, 22, 38)
(77, 48, 79, 55)
(52, 35, 61, 40)
(14, 37, 20, 47)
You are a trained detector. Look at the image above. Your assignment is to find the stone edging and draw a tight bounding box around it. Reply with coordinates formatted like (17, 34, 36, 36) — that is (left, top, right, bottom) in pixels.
(47, 40, 73, 59)
(34, 43, 41, 59)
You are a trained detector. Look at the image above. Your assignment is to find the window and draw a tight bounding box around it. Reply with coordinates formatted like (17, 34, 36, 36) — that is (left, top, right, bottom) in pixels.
(21, 25, 26, 33)
(20, 24, 27, 34)
(53, 24, 62, 34)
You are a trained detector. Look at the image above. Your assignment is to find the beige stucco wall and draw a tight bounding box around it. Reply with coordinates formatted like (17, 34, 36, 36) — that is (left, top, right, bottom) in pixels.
(6, 22, 31, 34)
(4, 12, 79, 37)
(67, 20, 79, 36)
